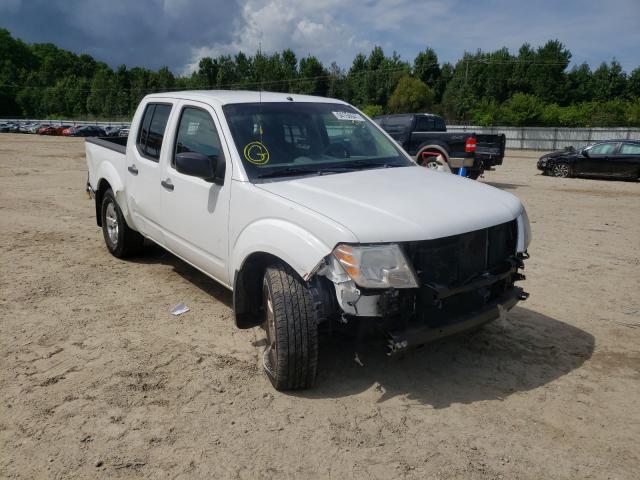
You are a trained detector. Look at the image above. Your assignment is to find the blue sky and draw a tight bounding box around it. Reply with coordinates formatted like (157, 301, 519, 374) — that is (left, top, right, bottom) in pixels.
(1, 0, 639, 74)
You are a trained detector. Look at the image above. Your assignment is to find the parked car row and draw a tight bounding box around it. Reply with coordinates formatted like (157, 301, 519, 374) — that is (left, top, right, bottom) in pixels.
(0, 121, 130, 137)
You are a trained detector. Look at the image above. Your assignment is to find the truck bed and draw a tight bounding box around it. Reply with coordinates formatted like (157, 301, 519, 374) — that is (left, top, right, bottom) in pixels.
(85, 136, 128, 199)
(86, 136, 128, 154)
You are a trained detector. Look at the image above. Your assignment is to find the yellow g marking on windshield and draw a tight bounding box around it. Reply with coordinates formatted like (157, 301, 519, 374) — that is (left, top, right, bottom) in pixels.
(243, 141, 270, 165)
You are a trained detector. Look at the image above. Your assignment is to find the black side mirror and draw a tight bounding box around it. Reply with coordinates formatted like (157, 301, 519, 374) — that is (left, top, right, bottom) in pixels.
(582, 149, 590, 157)
(175, 152, 220, 183)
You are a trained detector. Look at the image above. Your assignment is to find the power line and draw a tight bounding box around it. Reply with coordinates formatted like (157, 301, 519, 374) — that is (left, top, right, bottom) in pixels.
(0, 59, 573, 93)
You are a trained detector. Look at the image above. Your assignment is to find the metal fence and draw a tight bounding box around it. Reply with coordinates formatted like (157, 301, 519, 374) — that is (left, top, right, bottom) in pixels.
(448, 125, 640, 151)
(4, 118, 640, 151)
(1, 118, 130, 128)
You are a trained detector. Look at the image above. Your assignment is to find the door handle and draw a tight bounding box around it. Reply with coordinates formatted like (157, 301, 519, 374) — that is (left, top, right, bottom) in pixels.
(127, 164, 138, 175)
(161, 179, 174, 191)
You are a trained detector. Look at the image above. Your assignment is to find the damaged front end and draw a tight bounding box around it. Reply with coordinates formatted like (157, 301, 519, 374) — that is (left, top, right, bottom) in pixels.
(314, 218, 530, 355)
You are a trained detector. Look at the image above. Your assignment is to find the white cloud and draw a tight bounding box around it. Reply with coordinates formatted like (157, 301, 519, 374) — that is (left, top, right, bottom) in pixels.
(180, 0, 639, 75)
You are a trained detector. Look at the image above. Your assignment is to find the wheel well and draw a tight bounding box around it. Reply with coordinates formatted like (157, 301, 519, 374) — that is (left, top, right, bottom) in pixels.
(233, 252, 285, 329)
(95, 179, 112, 227)
(417, 145, 449, 164)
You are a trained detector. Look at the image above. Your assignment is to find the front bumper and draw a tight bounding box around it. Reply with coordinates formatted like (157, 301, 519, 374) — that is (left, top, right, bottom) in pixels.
(537, 157, 549, 171)
(386, 286, 527, 355)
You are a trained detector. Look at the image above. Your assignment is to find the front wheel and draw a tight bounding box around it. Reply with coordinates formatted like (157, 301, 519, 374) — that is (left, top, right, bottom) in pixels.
(551, 163, 571, 178)
(262, 263, 318, 390)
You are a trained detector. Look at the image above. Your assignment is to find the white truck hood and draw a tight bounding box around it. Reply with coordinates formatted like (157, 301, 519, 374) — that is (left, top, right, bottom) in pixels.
(256, 166, 523, 243)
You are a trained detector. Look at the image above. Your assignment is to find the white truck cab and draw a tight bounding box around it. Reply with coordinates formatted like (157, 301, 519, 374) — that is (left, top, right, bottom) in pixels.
(86, 90, 531, 390)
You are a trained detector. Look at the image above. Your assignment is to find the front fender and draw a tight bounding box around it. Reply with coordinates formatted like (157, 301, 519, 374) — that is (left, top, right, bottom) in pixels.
(231, 219, 333, 281)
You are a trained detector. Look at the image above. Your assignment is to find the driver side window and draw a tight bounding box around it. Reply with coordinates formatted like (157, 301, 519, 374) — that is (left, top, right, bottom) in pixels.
(588, 143, 617, 155)
(173, 107, 222, 168)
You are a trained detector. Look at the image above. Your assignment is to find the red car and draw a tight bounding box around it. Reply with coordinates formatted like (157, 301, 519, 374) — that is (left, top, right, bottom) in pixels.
(36, 125, 52, 134)
(62, 126, 80, 136)
(38, 125, 70, 136)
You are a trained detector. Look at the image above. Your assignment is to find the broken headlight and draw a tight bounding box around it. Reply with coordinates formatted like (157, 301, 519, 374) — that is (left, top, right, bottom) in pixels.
(331, 243, 418, 289)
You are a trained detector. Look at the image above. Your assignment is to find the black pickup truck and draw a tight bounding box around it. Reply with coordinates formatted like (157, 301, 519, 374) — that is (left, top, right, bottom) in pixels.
(374, 113, 506, 179)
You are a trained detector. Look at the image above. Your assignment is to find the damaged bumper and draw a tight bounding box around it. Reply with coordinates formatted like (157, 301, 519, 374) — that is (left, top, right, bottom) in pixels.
(386, 286, 527, 355)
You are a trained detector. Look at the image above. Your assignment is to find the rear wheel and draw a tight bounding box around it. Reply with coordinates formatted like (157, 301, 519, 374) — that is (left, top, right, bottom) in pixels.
(551, 163, 571, 178)
(262, 263, 318, 390)
(417, 148, 451, 173)
(101, 188, 144, 258)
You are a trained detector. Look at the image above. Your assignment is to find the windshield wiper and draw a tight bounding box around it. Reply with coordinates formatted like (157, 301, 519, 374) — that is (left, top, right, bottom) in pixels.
(256, 162, 402, 180)
(256, 167, 322, 179)
(330, 160, 398, 170)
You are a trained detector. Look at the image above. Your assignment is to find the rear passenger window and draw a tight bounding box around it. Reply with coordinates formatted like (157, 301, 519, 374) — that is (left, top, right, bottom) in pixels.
(434, 117, 446, 131)
(415, 116, 435, 132)
(137, 103, 172, 161)
(620, 143, 640, 154)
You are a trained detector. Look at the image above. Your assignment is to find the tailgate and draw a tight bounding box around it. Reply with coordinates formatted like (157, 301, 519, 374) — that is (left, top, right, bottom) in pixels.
(475, 134, 506, 165)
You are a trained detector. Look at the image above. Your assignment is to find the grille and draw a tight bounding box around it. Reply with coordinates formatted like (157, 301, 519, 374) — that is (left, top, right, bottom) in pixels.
(406, 220, 517, 288)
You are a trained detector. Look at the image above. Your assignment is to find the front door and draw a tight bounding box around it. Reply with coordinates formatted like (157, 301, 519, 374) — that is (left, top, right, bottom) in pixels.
(581, 142, 619, 176)
(159, 102, 231, 286)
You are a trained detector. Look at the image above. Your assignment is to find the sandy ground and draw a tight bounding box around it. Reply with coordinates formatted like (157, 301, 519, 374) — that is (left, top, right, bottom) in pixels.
(0, 134, 639, 479)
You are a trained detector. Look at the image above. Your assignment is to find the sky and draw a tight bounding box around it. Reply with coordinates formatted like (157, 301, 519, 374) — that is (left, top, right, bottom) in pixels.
(1, 0, 639, 75)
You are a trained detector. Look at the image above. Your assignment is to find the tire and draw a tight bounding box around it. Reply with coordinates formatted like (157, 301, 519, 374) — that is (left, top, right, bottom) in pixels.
(551, 163, 571, 178)
(100, 188, 144, 258)
(417, 148, 451, 173)
(467, 170, 481, 180)
(262, 262, 318, 390)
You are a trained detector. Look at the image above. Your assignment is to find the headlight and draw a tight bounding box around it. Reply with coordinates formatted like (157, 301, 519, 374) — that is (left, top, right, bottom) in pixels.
(332, 243, 418, 289)
(516, 207, 532, 252)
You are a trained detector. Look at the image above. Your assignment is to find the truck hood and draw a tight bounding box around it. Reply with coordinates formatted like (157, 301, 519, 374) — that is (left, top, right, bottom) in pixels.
(256, 166, 523, 243)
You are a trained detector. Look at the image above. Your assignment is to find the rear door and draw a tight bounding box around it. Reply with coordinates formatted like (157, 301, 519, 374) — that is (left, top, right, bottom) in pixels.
(159, 100, 232, 285)
(613, 142, 640, 177)
(125, 101, 173, 241)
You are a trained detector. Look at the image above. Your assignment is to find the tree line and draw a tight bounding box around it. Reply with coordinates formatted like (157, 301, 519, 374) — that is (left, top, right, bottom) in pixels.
(1, 28, 639, 127)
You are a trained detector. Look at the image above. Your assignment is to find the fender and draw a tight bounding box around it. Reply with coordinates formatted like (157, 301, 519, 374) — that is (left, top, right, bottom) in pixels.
(231, 218, 333, 282)
(94, 161, 132, 223)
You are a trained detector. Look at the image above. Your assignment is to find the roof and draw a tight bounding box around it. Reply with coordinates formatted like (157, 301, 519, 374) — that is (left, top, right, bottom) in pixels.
(144, 90, 349, 106)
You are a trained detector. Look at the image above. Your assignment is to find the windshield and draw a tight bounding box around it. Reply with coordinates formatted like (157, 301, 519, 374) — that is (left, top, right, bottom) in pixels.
(223, 102, 413, 180)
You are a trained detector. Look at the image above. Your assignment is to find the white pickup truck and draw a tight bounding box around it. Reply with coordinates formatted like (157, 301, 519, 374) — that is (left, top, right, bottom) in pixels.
(85, 90, 531, 390)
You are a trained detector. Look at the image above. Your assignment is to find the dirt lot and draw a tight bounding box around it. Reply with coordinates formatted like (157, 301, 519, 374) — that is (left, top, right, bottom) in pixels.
(1, 134, 639, 479)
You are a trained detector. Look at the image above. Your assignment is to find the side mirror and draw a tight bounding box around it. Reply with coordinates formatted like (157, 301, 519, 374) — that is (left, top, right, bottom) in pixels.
(582, 149, 590, 157)
(175, 152, 219, 183)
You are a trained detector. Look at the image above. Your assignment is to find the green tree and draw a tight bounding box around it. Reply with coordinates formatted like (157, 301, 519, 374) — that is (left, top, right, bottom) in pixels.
(593, 60, 628, 101)
(413, 48, 440, 90)
(361, 104, 384, 117)
(628, 67, 640, 98)
(387, 76, 434, 113)
(500, 93, 546, 126)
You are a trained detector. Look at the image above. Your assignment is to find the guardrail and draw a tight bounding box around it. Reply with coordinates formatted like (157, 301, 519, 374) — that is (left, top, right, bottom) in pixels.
(448, 125, 640, 150)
